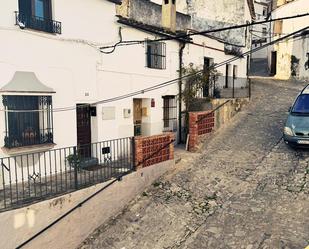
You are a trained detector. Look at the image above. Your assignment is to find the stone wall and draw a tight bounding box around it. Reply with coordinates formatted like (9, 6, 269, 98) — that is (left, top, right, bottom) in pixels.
(117, 0, 191, 31)
(188, 98, 249, 151)
(211, 98, 250, 130)
(134, 133, 175, 169)
(0, 160, 174, 249)
(177, 0, 252, 46)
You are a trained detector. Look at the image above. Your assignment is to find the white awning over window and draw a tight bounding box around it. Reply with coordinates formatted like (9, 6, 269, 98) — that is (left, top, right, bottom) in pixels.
(0, 71, 55, 94)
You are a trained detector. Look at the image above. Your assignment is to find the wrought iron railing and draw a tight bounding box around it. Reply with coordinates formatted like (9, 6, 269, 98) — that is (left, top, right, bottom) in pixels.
(2, 95, 54, 148)
(195, 76, 251, 99)
(15, 11, 62, 34)
(0, 137, 134, 211)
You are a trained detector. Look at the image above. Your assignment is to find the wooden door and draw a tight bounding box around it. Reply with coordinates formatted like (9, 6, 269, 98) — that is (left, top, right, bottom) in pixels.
(270, 51, 277, 76)
(76, 104, 91, 158)
(133, 99, 142, 136)
(203, 58, 211, 97)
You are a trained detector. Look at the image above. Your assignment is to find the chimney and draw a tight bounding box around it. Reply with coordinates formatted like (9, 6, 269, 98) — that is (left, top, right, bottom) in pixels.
(162, 0, 176, 33)
(276, 0, 287, 7)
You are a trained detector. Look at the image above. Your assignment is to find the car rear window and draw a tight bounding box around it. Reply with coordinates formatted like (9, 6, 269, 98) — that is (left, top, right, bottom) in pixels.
(292, 94, 309, 114)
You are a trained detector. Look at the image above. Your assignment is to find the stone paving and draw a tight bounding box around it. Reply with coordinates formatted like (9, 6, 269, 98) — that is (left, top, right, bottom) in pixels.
(79, 78, 309, 249)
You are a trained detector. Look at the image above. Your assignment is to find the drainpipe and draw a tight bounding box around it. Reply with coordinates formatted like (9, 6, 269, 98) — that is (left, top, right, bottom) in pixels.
(178, 42, 186, 143)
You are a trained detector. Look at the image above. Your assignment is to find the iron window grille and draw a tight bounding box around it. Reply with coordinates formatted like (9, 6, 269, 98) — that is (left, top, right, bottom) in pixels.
(163, 96, 177, 131)
(146, 41, 166, 69)
(15, 0, 61, 34)
(2, 95, 53, 148)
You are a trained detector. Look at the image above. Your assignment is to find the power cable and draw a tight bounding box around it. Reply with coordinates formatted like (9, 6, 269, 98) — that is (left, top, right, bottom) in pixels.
(100, 13, 309, 52)
(2, 26, 308, 113)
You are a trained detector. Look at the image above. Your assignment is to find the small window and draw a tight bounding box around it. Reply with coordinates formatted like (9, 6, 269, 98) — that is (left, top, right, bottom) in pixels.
(263, 8, 267, 16)
(146, 41, 166, 70)
(163, 96, 177, 131)
(17, 0, 61, 34)
(262, 27, 267, 36)
(2, 95, 53, 148)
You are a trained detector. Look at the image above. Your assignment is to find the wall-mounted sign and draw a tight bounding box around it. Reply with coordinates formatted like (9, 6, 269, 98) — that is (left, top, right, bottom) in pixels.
(102, 106, 116, 120)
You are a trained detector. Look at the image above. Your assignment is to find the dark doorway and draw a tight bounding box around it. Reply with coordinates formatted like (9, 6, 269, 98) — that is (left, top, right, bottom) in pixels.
(203, 57, 211, 97)
(133, 99, 142, 136)
(225, 64, 230, 88)
(270, 51, 277, 76)
(76, 104, 91, 158)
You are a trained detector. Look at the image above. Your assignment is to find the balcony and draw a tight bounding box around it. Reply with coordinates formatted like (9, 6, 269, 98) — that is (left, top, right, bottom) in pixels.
(15, 11, 61, 34)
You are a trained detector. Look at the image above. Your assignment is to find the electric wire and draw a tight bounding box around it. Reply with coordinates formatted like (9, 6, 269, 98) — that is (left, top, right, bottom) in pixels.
(1, 25, 308, 113)
(99, 13, 309, 52)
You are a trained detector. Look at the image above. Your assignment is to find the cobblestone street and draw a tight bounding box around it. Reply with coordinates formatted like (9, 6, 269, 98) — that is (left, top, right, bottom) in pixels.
(79, 78, 309, 249)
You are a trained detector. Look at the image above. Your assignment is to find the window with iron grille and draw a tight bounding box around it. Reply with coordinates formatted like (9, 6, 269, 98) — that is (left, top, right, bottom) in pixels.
(2, 95, 53, 148)
(163, 96, 177, 131)
(16, 0, 61, 34)
(146, 41, 166, 69)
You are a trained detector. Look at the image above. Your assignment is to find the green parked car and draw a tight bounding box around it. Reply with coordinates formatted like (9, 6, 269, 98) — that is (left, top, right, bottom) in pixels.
(283, 85, 309, 147)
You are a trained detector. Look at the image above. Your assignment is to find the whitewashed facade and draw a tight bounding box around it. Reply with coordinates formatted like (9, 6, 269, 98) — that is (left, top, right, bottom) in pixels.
(0, 0, 181, 159)
(251, 0, 271, 59)
(0, 0, 254, 186)
(269, 0, 309, 80)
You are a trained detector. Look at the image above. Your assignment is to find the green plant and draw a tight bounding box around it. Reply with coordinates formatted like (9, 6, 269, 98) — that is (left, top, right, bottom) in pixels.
(66, 154, 81, 168)
(180, 63, 221, 111)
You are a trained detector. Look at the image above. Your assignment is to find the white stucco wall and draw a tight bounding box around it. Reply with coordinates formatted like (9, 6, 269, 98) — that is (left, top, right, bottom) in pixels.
(270, 0, 309, 80)
(251, 1, 271, 59)
(0, 160, 174, 249)
(0, 0, 180, 187)
(0, 0, 180, 154)
(0, 0, 251, 188)
(184, 36, 248, 77)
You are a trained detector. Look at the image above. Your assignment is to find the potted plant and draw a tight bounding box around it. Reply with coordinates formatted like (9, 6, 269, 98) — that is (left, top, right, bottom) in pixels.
(66, 154, 81, 169)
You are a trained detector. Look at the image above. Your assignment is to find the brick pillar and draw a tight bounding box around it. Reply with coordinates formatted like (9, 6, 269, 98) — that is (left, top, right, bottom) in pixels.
(188, 112, 199, 151)
(169, 133, 175, 160)
(133, 133, 175, 170)
(188, 111, 215, 151)
(134, 138, 143, 170)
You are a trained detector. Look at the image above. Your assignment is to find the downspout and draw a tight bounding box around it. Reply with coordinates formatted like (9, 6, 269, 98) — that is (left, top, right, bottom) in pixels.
(178, 42, 186, 143)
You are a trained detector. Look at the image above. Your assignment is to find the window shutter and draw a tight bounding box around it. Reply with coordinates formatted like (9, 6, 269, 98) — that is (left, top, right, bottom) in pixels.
(18, 0, 31, 15)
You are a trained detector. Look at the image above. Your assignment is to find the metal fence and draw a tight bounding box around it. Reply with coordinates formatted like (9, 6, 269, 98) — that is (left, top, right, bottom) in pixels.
(0, 137, 134, 211)
(15, 11, 62, 34)
(195, 76, 251, 99)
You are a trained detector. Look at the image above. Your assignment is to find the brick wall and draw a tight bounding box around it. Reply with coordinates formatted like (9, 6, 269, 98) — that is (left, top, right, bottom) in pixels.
(188, 111, 215, 151)
(134, 133, 175, 170)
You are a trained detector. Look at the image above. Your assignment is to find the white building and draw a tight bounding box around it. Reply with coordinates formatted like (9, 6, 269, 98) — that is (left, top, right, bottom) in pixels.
(0, 0, 254, 187)
(251, 0, 272, 59)
(0, 0, 182, 159)
(269, 0, 309, 79)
